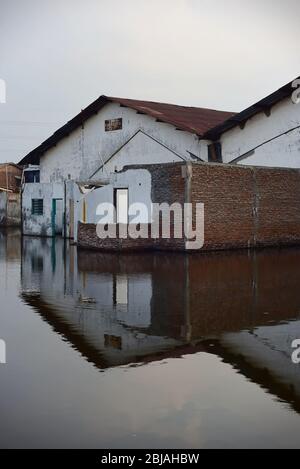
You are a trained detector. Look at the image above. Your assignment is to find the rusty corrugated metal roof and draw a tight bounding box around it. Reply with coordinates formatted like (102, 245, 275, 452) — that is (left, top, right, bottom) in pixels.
(18, 95, 235, 165)
(108, 96, 235, 135)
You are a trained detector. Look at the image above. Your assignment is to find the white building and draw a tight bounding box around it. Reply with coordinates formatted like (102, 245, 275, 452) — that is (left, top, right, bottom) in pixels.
(19, 95, 233, 237)
(19, 77, 300, 239)
(205, 77, 300, 167)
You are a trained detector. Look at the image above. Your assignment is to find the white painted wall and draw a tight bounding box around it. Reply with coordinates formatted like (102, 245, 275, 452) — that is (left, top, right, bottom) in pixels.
(22, 183, 64, 237)
(221, 97, 300, 168)
(92, 130, 185, 178)
(75, 169, 152, 232)
(40, 102, 208, 183)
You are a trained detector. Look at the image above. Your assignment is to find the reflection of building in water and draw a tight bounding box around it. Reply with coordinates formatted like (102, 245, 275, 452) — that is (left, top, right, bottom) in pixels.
(20, 237, 300, 411)
(204, 320, 300, 413)
(21, 237, 184, 368)
(0, 228, 21, 261)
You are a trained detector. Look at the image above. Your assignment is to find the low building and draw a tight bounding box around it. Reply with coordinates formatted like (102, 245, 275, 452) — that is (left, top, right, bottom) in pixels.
(0, 163, 22, 226)
(19, 95, 234, 240)
(0, 163, 22, 192)
(75, 161, 300, 252)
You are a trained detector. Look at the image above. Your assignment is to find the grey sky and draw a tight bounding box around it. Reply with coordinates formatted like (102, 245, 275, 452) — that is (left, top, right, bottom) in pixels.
(0, 0, 299, 163)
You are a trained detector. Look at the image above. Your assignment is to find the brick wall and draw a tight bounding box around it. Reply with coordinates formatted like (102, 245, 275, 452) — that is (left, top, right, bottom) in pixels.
(191, 163, 300, 250)
(254, 167, 300, 247)
(191, 164, 254, 250)
(151, 163, 186, 250)
(0, 164, 22, 192)
(78, 162, 300, 252)
(78, 223, 153, 251)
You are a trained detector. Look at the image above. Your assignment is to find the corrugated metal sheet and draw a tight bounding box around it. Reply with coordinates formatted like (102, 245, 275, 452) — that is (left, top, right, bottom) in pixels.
(108, 96, 235, 135)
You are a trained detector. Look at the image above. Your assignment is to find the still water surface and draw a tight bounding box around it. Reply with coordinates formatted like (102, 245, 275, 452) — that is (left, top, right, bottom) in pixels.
(0, 229, 300, 448)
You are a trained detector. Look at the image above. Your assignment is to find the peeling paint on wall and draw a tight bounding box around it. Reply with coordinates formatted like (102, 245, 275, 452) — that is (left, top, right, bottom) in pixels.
(22, 183, 64, 237)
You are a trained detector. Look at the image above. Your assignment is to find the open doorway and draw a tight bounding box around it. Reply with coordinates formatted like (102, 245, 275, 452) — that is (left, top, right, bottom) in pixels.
(51, 199, 64, 236)
(114, 188, 128, 224)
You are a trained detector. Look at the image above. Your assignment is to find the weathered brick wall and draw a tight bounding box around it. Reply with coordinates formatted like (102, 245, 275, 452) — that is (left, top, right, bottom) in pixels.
(151, 163, 186, 250)
(191, 164, 255, 250)
(0, 164, 22, 192)
(254, 167, 300, 247)
(78, 161, 300, 252)
(78, 223, 154, 251)
(191, 163, 300, 250)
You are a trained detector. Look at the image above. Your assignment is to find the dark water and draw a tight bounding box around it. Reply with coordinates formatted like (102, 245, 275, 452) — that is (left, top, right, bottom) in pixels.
(0, 229, 300, 448)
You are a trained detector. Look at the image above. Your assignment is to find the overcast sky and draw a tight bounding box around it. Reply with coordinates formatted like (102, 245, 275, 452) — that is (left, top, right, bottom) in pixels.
(0, 0, 299, 163)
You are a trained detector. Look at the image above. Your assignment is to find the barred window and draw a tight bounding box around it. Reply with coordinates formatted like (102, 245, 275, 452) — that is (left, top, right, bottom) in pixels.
(31, 199, 43, 215)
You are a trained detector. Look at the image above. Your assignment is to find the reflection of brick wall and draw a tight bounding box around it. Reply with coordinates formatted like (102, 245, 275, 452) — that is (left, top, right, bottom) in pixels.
(0, 164, 22, 192)
(76, 248, 300, 341)
(188, 249, 300, 338)
(78, 162, 300, 252)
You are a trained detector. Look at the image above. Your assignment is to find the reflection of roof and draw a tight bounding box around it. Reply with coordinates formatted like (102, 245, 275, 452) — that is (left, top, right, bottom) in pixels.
(203, 337, 300, 415)
(20, 292, 194, 371)
(18, 95, 235, 165)
(21, 293, 110, 370)
(107, 97, 235, 135)
(21, 291, 300, 415)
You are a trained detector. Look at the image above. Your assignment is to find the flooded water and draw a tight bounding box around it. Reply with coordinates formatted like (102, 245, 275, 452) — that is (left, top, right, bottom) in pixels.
(0, 228, 300, 448)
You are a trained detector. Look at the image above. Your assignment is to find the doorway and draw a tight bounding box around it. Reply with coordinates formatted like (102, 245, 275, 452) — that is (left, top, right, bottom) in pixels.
(114, 188, 129, 224)
(51, 199, 64, 236)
